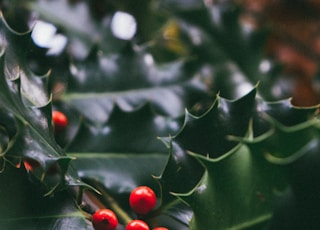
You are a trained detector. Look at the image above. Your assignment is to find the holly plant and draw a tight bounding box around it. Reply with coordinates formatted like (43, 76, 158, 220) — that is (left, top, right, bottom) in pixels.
(0, 0, 319, 229)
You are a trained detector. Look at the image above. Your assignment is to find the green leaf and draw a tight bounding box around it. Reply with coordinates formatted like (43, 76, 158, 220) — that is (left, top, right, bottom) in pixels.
(66, 103, 182, 153)
(156, 139, 205, 194)
(249, 105, 319, 162)
(62, 46, 208, 124)
(182, 111, 320, 229)
(65, 104, 192, 228)
(179, 144, 275, 230)
(69, 153, 167, 216)
(70, 153, 166, 192)
(2, 1, 320, 229)
(0, 164, 92, 230)
(176, 88, 257, 157)
(161, 2, 293, 101)
(159, 87, 319, 229)
(0, 11, 86, 193)
(157, 88, 258, 194)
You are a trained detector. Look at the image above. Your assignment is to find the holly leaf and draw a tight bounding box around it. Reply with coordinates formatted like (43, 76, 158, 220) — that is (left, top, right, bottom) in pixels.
(158, 87, 258, 196)
(0, 164, 93, 229)
(59, 69, 198, 227)
(62, 46, 209, 124)
(181, 109, 320, 229)
(64, 103, 191, 228)
(66, 103, 182, 153)
(178, 144, 275, 230)
(0, 11, 87, 194)
(159, 1, 293, 101)
(247, 98, 319, 163)
(157, 86, 319, 229)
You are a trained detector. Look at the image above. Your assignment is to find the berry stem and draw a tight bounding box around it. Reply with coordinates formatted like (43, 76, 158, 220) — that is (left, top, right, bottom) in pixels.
(93, 182, 132, 225)
(80, 208, 93, 221)
(77, 187, 84, 206)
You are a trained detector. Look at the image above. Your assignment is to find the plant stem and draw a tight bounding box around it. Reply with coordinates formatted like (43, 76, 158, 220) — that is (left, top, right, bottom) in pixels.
(76, 187, 83, 206)
(94, 183, 132, 225)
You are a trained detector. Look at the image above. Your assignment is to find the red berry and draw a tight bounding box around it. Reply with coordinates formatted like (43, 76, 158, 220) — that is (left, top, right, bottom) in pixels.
(52, 111, 68, 131)
(92, 209, 118, 230)
(126, 220, 150, 230)
(153, 228, 168, 230)
(129, 186, 156, 215)
(23, 158, 40, 172)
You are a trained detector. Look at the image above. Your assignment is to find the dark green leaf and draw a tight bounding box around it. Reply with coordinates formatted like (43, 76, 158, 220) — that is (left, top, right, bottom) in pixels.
(66, 103, 182, 153)
(65, 103, 191, 229)
(62, 46, 208, 124)
(178, 144, 275, 230)
(0, 12, 86, 193)
(0, 164, 92, 230)
(161, 88, 319, 229)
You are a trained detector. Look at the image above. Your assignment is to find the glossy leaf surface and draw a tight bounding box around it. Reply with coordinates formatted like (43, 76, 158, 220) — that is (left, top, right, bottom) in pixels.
(0, 164, 92, 229)
(1, 1, 320, 230)
(159, 89, 319, 229)
(63, 46, 208, 124)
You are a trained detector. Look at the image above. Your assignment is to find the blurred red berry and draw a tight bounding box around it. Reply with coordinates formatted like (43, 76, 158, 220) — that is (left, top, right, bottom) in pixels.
(23, 158, 40, 172)
(52, 111, 68, 131)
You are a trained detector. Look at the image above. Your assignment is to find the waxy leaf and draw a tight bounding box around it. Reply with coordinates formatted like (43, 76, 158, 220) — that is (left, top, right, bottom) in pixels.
(65, 104, 191, 228)
(161, 1, 292, 101)
(0, 164, 92, 229)
(158, 88, 258, 195)
(159, 87, 319, 229)
(0, 11, 88, 193)
(2, 1, 320, 230)
(66, 103, 182, 153)
(180, 144, 275, 230)
(63, 46, 209, 124)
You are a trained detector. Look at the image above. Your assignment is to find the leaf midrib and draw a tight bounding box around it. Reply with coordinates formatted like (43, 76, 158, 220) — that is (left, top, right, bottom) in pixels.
(0, 211, 84, 222)
(61, 83, 194, 101)
(67, 152, 167, 158)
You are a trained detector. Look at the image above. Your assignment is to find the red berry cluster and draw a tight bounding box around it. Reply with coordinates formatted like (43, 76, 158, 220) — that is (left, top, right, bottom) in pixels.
(91, 186, 168, 230)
